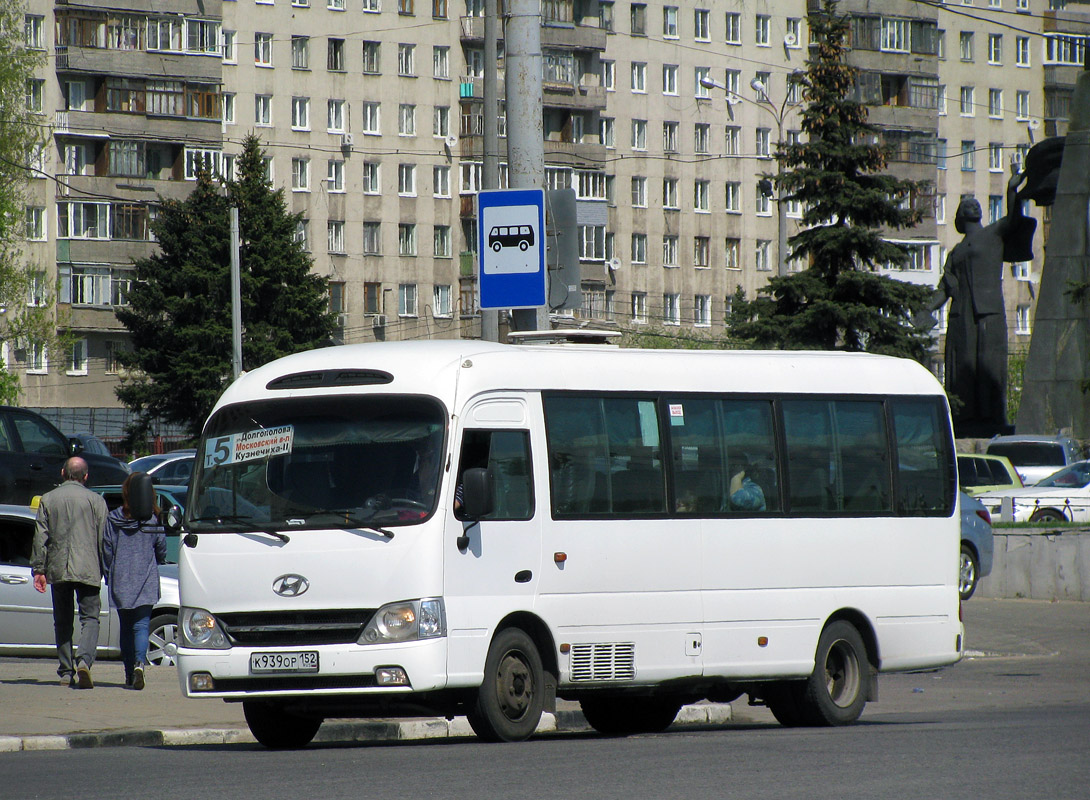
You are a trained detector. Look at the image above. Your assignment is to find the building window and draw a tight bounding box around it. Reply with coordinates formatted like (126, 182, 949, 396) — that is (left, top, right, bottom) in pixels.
(1016, 36, 1030, 67)
(756, 187, 770, 215)
(1016, 90, 1030, 120)
(328, 220, 345, 253)
(363, 221, 382, 254)
(255, 94, 272, 125)
(959, 31, 974, 61)
(398, 164, 416, 195)
(433, 165, 450, 197)
(694, 295, 711, 327)
(725, 182, 741, 213)
(631, 176, 647, 207)
(989, 143, 1004, 172)
(291, 97, 310, 130)
(328, 38, 345, 71)
(724, 238, 740, 269)
(694, 123, 710, 154)
(363, 41, 381, 73)
(433, 284, 452, 317)
(292, 158, 310, 191)
(398, 43, 415, 75)
(434, 225, 451, 257)
(725, 126, 740, 155)
(631, 119, 647, 150)
(631, 3, 646, 35)
(1016, 304, 1032, 335)
(663, 6, 678, 38)
(255, 32, 273, 66)
(28, 343, 47, 375)
(756, 128, 771, 157)
(25, 15, 45, 49)
(25, 207, 45, 241)
(399, 0, 415, 14)
(601, 117, 615, 148)
(663, 121, 678, 153)
(694, 236, 710, 267)
(292, 35, 309, 69)
(961, 140, 976, 171)
(363, 162, 381, 194)
(364, 282, 382, 314)
(960, 86, 974, 116)
(658, 235, 675, 265)
(327, 159, 345, 192)
(662, 64, 678, 96)
(755, 15, 770, 46)
(325, 99, 344, 133)
(725, 12, 741, 44)
(881, 19, 907, 53)
(988, 88, 1002, 118)
(694, 9, 710, 41)
(221, 30, 236, 62)
(662, 178, 678, 209)
(755, 240, 771, 271)
(631, 291, 648, 323)
(695, 67, 710, 98)
(433, 45, 449, 78)
(988, 33, 1002, 64)
(989, 195, 1003, 224)
(363, 102, 381, 134)
(25, 79, 44, 113)
(601, 60, 616, 91)
(399, 104, 416, 136)
(398, 223, 417, 256)
(632, 62, 646, 93)
(631, 233, 647, 265)
(694, 180, 709, 212)
(663, 293, 680, 325)
(399, 283, 418, 316)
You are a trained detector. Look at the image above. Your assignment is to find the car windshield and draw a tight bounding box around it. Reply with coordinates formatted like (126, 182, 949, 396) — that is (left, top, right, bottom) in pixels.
(188, 394, 446, 532)
(1036, 463, 1090, 489)
(987, 442, 1064, 467)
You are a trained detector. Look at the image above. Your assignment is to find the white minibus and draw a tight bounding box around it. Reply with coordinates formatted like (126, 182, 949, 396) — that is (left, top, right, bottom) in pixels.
(173, 338, 962, 746)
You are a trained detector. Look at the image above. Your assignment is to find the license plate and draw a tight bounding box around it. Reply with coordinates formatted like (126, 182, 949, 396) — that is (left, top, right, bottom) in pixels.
(250, 651, 319, 674)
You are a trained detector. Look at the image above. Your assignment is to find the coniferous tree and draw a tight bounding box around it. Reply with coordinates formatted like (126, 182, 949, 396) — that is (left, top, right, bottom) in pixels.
(116, 136, 337, 440)
(728, 0, 934, 362)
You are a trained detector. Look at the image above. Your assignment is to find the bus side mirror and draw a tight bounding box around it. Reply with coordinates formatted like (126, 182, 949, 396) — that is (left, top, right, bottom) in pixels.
(129, 472, 156, 522)
(460, 467, 494, 519)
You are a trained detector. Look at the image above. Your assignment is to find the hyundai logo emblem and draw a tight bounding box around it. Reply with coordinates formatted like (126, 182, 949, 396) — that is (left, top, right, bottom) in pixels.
(272, 574, 310, 597)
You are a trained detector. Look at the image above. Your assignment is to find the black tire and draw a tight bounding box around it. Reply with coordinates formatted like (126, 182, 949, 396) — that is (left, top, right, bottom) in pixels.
(959, 544, 980, 601)
(580, 696, 682, 736)
(519, 240, 529, 251)
(797, 621, 870, 726)
(243, 701, 322, 749)
(1029, 508, 1066, 523)
(147, 613, 178, 666)
(467, 627, 545, 742)
(763, 682, 808, 727)
(492, 241, 502, 252)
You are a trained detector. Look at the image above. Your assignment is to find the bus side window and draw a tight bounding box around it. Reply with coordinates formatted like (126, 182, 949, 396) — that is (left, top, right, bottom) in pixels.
(456, 430, 534, 521)
(891, 399, 955, 516)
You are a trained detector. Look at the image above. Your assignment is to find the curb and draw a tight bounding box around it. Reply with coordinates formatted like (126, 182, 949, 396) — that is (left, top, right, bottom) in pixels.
(0, 703, 732, 753)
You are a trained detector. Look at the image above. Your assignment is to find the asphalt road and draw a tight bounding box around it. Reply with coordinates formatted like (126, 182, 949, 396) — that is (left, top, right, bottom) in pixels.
(4, 599, 1089, 800)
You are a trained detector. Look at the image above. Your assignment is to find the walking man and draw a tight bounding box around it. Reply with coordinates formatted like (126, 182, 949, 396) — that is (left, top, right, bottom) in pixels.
(31, 457, 109, 689)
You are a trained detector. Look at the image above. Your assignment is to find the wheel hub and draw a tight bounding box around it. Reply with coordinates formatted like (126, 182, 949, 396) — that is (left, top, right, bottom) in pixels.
(496, 652, 533, 720)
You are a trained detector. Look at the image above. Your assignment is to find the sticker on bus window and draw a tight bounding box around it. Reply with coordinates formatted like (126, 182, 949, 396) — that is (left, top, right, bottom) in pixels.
(669, 403, 685, 426)
(204, 426, 295, 468)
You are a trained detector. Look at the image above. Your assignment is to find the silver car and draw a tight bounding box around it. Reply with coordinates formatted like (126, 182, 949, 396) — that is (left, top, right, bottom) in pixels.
(0, 504, 179, 665)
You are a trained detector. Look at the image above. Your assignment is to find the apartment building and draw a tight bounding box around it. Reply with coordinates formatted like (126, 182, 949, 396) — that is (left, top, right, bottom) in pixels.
(13, 0, 1090, 418)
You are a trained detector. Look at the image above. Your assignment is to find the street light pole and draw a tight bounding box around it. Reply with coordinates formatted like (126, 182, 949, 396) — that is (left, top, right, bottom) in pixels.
(702, 75, 799, 277)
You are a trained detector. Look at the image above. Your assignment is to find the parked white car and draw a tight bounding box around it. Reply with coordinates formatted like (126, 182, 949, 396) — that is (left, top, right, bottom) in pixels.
(977, 460, 1090, 524)
(0, 504, 179, 664)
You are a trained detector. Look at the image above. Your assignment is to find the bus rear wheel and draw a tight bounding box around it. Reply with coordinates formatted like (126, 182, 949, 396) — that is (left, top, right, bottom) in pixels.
(580, 696, 682, 736)
(798, 620, 870, 726)
(243, 701, 322, 749)
(467, 627, 544, 742)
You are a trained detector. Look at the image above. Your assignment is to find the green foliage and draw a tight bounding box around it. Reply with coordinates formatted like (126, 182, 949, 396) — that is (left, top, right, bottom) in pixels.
(619, 328, 725, 350)
(729, 0, 934, 363)
(116, 135, 338, 439)
(0, 2, 54, 402)
(1006, 346, 1028, 423)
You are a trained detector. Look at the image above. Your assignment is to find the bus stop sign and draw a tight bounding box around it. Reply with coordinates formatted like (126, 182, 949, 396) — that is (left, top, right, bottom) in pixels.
(477, 188, 546, 309)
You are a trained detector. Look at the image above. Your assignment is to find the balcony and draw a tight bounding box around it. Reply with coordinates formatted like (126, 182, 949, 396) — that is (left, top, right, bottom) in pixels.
(55, 46, 221, 83)
(543, 82, 606, 111)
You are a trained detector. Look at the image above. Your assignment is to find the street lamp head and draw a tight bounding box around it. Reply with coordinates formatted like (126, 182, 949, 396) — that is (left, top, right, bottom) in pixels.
(750, 78, 768, 96)
(700, 75, 722, 90)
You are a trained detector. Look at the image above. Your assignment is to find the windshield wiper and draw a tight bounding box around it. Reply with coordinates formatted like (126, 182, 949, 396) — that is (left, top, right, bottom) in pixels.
(307, 510, 395, 539)
(189, 514, 291, 544)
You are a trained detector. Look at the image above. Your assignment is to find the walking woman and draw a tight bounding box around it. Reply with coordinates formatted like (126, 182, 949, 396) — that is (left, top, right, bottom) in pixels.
(102, 473, 166, 690)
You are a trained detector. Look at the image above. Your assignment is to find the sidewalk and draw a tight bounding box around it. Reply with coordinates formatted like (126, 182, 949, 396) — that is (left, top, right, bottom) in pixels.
(0, 657, 731, 752)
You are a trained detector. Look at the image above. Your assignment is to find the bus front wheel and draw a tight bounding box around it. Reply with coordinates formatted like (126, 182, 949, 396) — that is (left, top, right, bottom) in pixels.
(243, 701, 322, 749)
(798, 620, 870, 726)
(467, 627, 545, 742)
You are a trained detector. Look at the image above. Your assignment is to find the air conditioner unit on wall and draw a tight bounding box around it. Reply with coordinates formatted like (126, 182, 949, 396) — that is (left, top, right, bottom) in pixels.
(372, 314, 387, 328)
(341, 133, 354, 148)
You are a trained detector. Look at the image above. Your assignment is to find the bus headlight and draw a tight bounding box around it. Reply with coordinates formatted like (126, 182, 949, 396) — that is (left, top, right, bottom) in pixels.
(180, 607, 231, 649)
(359, 598, 445, 644)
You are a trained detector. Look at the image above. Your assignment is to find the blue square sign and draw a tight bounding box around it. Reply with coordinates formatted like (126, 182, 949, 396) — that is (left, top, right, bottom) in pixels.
(477, 188, 546, 310)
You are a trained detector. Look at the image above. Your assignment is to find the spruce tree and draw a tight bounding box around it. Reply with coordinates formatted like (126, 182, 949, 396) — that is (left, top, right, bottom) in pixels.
(728, 0, 934, 362)
(116, 136, 336, 440)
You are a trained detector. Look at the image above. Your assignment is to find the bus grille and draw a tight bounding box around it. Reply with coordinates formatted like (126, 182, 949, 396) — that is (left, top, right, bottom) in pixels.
(217, 609, 375, 647)
(569, 642, 636, 682)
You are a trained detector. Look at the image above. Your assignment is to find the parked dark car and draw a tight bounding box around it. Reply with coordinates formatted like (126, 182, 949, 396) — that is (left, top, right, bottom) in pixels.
(0, 407, 131, 505)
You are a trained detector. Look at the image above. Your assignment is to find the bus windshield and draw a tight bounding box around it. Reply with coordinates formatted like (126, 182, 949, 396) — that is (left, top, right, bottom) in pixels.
(188, 394, 446, 532)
